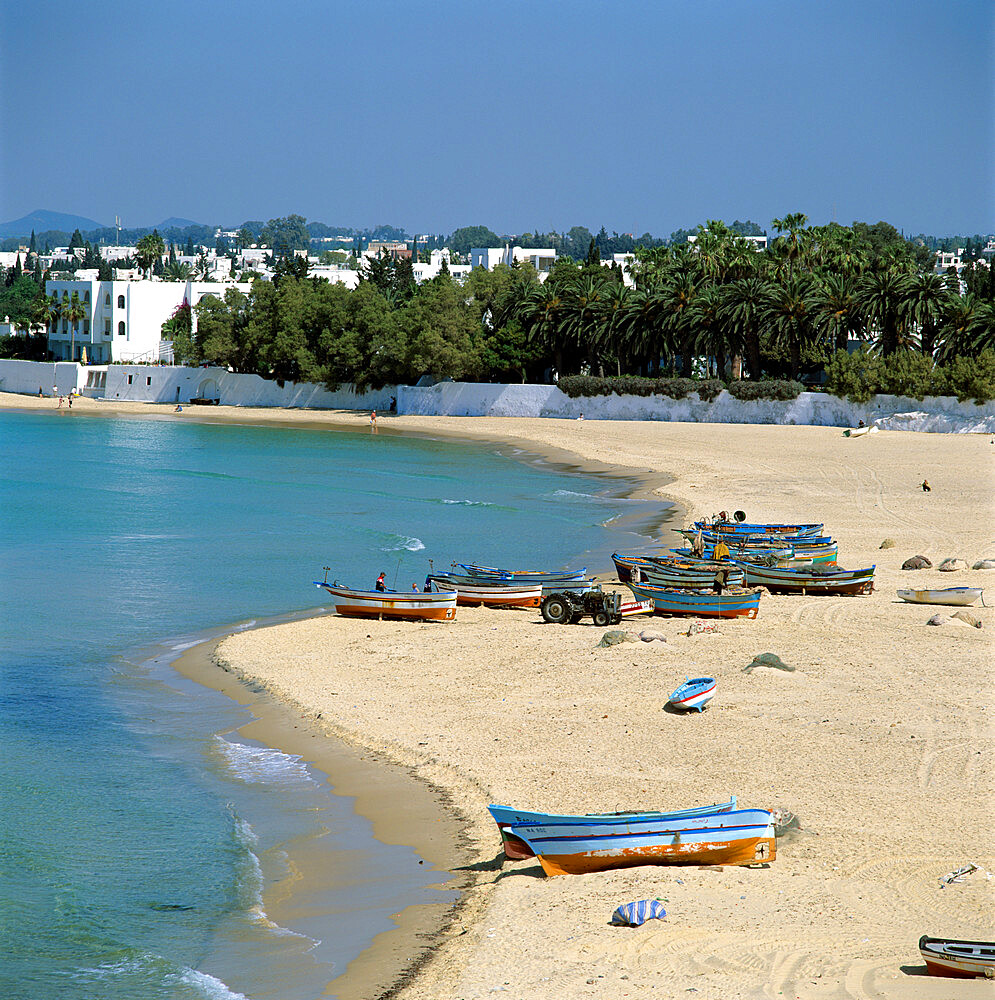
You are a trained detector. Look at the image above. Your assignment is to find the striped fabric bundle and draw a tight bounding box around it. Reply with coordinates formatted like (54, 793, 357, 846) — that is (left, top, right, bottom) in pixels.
(610, 900, 667, 926)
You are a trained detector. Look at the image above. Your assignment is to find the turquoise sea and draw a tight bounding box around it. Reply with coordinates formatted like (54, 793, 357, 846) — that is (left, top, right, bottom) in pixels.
(0, 409, 667, 999)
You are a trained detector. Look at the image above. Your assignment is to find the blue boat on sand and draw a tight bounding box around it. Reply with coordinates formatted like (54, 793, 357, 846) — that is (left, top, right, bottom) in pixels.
(669, 676, 716, 712)
(488, 796, 738, 859)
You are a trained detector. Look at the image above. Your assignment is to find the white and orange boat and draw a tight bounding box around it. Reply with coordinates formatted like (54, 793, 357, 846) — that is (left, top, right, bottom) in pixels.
(510, 808, 776, 876)
(314, 581, 457, 621)
(427, 576, 542, 608)
(919, 936, 995, 978)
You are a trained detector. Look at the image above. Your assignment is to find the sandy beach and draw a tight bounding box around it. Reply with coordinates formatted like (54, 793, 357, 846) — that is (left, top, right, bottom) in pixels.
(7, 392, 994, 999)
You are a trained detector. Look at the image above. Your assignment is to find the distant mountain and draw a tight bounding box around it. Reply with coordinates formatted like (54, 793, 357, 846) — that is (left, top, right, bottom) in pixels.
(154, 217, 203, 230)
(0, 209, 107, 239)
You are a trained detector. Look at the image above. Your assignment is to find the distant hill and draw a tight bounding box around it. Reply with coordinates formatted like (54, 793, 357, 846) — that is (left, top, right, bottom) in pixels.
(0, 209, 107, 239)
(154, 217, 203, 230)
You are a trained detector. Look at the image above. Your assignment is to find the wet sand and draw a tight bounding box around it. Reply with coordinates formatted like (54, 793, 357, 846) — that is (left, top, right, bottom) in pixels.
(6, 392, 995, 998)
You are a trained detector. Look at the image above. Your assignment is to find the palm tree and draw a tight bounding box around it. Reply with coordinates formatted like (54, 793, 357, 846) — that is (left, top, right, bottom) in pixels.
(904, 271, 951, 358)
(810, 271, 864, 354)
(135, 231, 165, 279)
(720, 276, 769, 379)
(771, 213, 810, 279)
(856, 269, 912, 356)
(654, 271, 701, 376)
(62, 291, 86, 362)
(938, 294, 995, 359)
(163, 261, 193, 282)
(763, 273, 816, 379)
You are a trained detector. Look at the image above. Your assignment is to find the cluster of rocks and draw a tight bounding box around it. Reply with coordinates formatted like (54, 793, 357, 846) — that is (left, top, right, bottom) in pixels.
(900, 555, 995, 571)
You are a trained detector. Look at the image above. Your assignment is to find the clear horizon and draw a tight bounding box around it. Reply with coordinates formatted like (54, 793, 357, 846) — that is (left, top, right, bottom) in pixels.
(2, 1, 992, 237)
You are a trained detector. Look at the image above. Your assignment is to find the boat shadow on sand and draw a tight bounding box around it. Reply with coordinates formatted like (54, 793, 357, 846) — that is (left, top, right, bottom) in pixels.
(452, 851, 546, 881)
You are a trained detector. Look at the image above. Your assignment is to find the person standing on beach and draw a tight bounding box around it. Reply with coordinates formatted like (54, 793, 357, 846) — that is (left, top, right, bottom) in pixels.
(370, 410, 377, 433)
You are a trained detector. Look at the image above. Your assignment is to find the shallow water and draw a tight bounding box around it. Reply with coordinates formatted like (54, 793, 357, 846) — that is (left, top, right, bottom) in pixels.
(0, 410, 666, 999)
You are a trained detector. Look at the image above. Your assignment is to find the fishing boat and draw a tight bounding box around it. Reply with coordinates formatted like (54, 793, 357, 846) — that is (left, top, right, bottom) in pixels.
(488, 796, 738, 860)
(695, 520, 824, 537)
(843, 425, 878, 438)
(669, 676, 716, 712)
(683, 530, 839, 564)
(612, 553, 746, 588)
(733, 561, 875, 596)
(426, 575, 542, 607)
(509, 807, 776, 876)
(458, 563, 587, 584)
(918, 936, 995, 978)
(314, 581, 457, 621)
(626, 580, 762, 618)
(897, 587, 983, 607)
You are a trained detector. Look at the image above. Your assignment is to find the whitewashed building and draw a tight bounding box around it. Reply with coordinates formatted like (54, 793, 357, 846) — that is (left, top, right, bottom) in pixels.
(44, 277, 251, 363)
(470, 246, 557, 275)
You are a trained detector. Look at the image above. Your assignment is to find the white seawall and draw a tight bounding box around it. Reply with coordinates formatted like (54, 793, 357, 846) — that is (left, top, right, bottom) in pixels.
(2, 360, 992, 432)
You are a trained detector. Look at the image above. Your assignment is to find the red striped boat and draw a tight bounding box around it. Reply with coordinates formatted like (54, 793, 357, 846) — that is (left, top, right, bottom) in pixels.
(314, 581, 457, 621)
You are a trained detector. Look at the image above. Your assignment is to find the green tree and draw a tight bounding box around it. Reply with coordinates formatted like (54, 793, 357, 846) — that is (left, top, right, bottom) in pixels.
(135, 231, 165, 279)
(762, 273, 816, 378)
(62, 290, 86, 361)
(397, 276, 482, 383)
(163, 261, 193, 281)
(447, 225, 501, 258)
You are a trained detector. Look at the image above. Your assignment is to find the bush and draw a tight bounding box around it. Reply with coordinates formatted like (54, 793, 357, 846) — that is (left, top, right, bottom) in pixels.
(873, 351, 937, 400)
(726, 379, 803, 401)
(824, 349, 881, 403)
(557, 375, 724, 401)
(825, 347, 995, 405)
(935, 351, 995, 404)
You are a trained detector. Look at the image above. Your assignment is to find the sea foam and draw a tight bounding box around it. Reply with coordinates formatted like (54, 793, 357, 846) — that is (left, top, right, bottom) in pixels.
(213, 737, 313, 785)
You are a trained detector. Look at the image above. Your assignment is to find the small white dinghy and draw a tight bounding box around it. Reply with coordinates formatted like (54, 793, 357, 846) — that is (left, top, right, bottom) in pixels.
(897, 587, 983, 607)
(843, 425, 878, 438)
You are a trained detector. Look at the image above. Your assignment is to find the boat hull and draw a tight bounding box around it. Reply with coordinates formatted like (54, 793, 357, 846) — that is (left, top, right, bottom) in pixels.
(897, 588, 982, 607)
(670, 677, 716, 712)
(512, 809, 776, 875)
(314, 583, 457, 621)
(458, 563, 587, 584)
(919, 936, 995, 978)
(626, 581, 762, 618)
(428, 577, 542, 607)
(488, 796, 737, 860)
(736, 562, 875, 595)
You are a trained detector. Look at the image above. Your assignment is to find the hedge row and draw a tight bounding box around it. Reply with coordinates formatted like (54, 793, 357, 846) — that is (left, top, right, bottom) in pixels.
(825, 349, 995, 404)
(556, 375, 802, 402)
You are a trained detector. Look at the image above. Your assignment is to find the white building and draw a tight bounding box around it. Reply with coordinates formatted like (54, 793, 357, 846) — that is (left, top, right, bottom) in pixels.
(470, 246, 557, 275)
(44, 277, 251, 363)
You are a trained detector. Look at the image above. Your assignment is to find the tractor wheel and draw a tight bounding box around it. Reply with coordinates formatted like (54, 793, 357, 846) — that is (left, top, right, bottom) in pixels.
(541, 594, 571, 624)
(592, 611, 611, 627)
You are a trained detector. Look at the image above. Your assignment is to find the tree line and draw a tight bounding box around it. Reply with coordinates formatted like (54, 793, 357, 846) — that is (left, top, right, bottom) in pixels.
(166, 215, 993, 392)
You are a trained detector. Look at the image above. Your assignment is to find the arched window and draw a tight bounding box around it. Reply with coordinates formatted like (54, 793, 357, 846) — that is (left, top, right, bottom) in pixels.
(117, 294, 125, 308)
(83, 291, 90, 302)
(118, 321, 126, 336)
(105, 293, 111, 306)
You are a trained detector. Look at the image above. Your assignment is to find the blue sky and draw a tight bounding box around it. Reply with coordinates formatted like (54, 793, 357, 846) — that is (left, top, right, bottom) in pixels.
(2, 1, 992, 236)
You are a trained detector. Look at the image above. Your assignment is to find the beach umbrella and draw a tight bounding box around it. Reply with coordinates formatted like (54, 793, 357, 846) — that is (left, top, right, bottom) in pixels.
(81, 347, 88, 365)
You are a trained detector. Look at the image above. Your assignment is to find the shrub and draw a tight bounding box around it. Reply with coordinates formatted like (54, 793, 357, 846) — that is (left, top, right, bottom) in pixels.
(726, 379, 803, 401)
(824, 348, 881, 403)
(825, 347, 995, 405)
(935, 350, 995, 404)
(557, 375, 724, 401)
(873, 351, 937, 400)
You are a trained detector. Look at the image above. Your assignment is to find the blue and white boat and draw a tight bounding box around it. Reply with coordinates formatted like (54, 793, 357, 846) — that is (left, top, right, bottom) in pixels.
(669, 676, 716, 712)
(510, 808, 777, 875)
(488, 796, 737, 859)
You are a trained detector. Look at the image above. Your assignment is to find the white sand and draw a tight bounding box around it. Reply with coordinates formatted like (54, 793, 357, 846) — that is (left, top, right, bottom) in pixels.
(8, 393, 994, 998)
